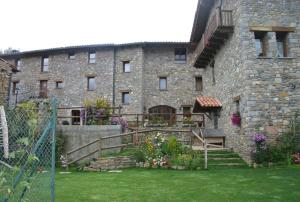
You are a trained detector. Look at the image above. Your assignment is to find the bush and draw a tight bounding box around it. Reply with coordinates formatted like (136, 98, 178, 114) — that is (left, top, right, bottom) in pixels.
(56, 133, 66, 167)
(82, 97, 112, 125)
(134, 150, 145, 163)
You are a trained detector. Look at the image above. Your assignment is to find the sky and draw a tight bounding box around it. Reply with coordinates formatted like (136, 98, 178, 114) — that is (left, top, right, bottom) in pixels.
(0, 0, 198, 52)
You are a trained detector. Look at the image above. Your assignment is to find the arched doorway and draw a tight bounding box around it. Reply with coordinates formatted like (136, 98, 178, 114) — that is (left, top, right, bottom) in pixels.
(148, 105, 176, 126)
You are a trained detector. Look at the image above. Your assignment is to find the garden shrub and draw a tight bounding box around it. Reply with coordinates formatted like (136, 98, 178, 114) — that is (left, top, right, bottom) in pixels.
(56, 133, 66, 167)
(252, 133, 268, 164)
(252, 113, 300, 165)
(82, 97, 112, 125)
(133, 133, 202, 170)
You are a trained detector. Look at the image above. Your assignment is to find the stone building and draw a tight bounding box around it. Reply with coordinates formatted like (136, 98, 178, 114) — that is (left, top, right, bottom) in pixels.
(191, 0, 300, 162)
(0, 0, 299, 163)
(0, 43, 203, 124)
(0, 58, 17, 105)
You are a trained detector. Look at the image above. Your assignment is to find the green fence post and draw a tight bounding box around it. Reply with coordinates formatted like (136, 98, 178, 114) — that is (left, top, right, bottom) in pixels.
(51, 98, 57, 202)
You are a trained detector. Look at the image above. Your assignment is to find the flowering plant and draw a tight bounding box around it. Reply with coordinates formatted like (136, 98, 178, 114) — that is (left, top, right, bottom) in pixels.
(253, 133, 267, 143)
(143, 133, 168, 168)
(231, 112, 241, 126)
(252, 133, 268, 164)
(81, 97, 111, 125)
(111, 116, 128, 132)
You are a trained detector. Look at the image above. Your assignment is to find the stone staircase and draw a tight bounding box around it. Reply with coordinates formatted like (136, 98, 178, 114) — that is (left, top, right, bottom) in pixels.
(205, 150, 248, 169)
(84, 156, 136, 172)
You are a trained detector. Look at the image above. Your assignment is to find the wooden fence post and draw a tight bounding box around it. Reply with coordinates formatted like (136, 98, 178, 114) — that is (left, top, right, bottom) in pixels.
(136, 114, 139, 129)
(98, 137, 102, 157)
(204, 140, 208, 169)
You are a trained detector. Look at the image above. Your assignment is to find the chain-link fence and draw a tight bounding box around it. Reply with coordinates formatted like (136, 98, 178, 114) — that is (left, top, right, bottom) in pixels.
(0, 99, 56, 202)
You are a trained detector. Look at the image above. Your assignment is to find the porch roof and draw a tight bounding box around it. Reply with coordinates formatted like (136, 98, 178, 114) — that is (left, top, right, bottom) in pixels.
(193, 96, 222, 113)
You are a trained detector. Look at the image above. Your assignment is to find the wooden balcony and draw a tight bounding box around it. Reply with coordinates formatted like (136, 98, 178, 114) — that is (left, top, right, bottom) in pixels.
(192, 9, 234, 68)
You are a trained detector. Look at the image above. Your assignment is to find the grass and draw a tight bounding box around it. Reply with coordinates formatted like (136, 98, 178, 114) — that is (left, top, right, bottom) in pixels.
(56, 165, 300, 202)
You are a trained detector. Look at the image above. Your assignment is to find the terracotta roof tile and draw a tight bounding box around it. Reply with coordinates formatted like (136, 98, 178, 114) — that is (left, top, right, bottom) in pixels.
(196, 96, 222, 108)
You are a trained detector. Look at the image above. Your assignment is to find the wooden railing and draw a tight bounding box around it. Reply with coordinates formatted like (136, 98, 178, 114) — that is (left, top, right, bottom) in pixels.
(193, 9, 233, 65)
(57, 108, 205, 128)
(192, 128, 207, 169)
(64, 128, 192, 169)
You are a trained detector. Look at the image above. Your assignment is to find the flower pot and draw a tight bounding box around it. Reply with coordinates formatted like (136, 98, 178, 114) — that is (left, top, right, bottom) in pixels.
(231, 113, 241, 126)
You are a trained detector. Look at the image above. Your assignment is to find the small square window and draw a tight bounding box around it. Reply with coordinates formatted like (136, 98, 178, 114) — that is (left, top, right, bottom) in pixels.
(89, 52, 96, 64)
(15, 59, 21, 71)
(254, 32, 268, 57)
(42, 57, 49, 72)
(87, 77, 96, 91)
(56, 81, 64, 89)
(175, 48, 187, 62)
(183, 107, 192, 119)
(122, 92, 130, 104)
(12, 81, 20, 94)
(123, 61, 130, 73)
(159, 77, 167, 90)
(68, 52, 75, 60)
(276, 32, 289, 57)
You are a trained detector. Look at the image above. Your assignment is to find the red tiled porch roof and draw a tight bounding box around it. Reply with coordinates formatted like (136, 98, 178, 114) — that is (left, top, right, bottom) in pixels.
(196, 96, 222, 108)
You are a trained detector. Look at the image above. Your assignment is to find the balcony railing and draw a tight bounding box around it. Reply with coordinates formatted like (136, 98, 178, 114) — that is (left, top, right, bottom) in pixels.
(193, 9, 234, 68)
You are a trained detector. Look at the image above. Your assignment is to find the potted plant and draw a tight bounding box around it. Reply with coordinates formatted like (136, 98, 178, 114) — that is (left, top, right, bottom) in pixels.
(231, 112, 241, 126)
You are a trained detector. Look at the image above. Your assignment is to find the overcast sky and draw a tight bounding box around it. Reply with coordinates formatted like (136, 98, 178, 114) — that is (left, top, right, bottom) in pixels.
(0, 0, 198, 52)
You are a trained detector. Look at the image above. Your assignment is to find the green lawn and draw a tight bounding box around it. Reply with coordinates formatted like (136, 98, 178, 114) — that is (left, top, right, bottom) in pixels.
(56, 166, 300, 202)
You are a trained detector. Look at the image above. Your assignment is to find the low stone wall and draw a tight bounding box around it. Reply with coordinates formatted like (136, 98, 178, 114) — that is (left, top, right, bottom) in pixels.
(84, 156, 136, 171)
(57, 125, 122, 163)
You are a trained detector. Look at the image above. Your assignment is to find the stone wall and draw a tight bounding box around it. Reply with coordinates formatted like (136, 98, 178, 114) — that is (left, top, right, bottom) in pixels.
(4, 44, 202, 124)
(143, 47, 203, 115)
(8, 50, 115, 107)
(0, 60, 12, 105)
(201, 0, 300, 163)
(85, 156, 136, 171)
(115, 47, 144, 117)
(57, 125, 121, 163)
(0, 72, 10, 105)
(240, 0, 300, 159)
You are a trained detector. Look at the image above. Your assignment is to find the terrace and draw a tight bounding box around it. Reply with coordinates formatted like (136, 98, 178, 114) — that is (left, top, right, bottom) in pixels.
(192, 8, 234, 68)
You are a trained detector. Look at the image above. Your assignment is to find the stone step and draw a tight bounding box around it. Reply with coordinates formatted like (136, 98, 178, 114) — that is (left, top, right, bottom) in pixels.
(192, 146, 231, 151)
(209, 157, 241, 161)
(209, 163, 246, 166)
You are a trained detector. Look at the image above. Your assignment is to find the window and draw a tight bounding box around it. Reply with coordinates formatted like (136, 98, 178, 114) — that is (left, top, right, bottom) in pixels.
(122, 92, 130, 104)
(71, 110, 80, 125)
(87, 77, 96, 91)
(123, 61, 130, 73)
(175, 48, 186, 62)
(15, 59, 21, 71)
(88, 51, 96, 63)
(183, 106, 191, 119)
(254, 32, 268, 57)
(12, 81, 20, 94)
(276, 32, 289, 57)
(41, 57, 49, 72)
(195, 76, 203, 91)
(40, 80, 48, 98)
(149, 105, 176, 126)
(159, 77, 167, 90)
(68, 52, 75, 60)
(56, 81, 64, 89)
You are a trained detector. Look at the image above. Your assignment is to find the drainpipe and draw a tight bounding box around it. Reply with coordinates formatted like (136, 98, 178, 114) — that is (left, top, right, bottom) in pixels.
(219, 0, 223, 25)
(7, 72, 13, 106)
(112, 47, 116, 113)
